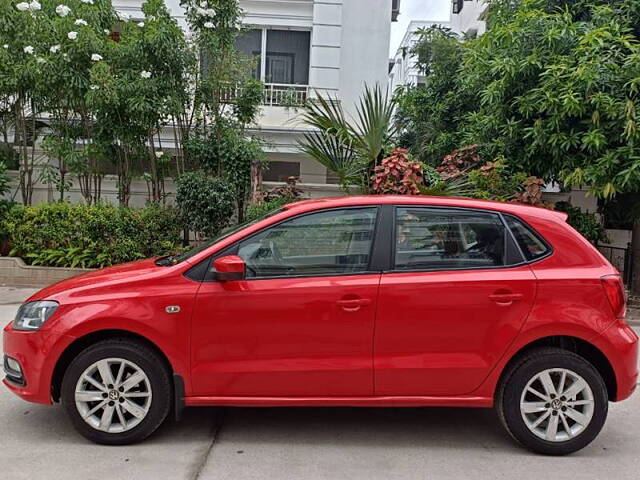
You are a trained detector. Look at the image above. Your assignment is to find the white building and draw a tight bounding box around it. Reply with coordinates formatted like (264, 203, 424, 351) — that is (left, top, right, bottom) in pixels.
(388, 19, 451, 94)
(113, 0, 399, 197)
(450, 0, 487, 37)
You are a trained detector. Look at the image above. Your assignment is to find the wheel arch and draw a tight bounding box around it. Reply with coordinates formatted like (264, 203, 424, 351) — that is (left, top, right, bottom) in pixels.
(496, 335, 617, 401)
(50, 329, 174, 402)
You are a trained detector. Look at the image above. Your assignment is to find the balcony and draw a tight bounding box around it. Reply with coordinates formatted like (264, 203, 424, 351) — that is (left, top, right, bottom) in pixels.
(220, 83, 312, 107)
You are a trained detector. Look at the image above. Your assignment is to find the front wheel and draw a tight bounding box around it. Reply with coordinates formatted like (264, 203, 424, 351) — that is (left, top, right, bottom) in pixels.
(61, 339, 172, 444)
(497, 347, 608, 455)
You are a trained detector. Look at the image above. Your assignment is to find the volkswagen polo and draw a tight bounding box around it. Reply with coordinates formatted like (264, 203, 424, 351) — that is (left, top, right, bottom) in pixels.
(3, 196, 638, 455)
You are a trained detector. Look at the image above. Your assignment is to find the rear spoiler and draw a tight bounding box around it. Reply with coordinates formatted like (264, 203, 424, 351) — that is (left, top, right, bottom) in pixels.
(550, 210, 569, 222)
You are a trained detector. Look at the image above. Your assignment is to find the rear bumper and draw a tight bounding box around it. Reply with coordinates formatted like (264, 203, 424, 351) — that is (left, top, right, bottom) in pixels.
(596, 321, 638, 402)
(2, 322, 74, 405)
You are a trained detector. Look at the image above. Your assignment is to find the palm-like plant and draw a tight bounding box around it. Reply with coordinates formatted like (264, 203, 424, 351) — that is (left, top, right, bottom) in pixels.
(298, 84, 397, 193)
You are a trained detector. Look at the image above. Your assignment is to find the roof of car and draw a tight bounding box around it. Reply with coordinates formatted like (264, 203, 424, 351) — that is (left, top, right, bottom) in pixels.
(284, 195, 568, 222)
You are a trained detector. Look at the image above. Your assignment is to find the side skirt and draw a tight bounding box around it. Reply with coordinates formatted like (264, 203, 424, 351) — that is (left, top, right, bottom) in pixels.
(184, 395, 494, 408)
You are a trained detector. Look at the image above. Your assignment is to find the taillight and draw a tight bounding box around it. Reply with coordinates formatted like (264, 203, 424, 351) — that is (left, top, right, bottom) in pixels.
(601, 274, 626, 319)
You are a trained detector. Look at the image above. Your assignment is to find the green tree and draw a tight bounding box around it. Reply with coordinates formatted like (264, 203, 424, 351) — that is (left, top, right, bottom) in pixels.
(396, 0, 640, 291)
(299, 84, 397, 193)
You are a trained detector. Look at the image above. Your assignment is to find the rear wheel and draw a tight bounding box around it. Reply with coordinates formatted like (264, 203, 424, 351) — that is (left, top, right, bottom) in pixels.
(497, 347, 608, 455)
(61, 339, 172, 445)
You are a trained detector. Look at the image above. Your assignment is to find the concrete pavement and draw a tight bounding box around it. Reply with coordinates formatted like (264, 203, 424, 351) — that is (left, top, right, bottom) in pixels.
(1, 286, 640, 480)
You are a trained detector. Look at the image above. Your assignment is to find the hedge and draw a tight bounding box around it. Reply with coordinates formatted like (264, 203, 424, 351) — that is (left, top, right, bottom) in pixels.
(4, 202, 183, 268)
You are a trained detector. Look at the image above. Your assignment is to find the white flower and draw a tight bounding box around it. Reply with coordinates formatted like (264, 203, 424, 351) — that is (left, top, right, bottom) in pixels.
(195, 7, 207, 16)
(36, 57, 45, 63)
(74, 18, 87, 26)
(23, 45, 34, 54)
(62, 53, 68, 59)
(16, 2, 30, 11)
(104, 29, 110, 34)
(155, 151, 164, 158)
(137, 22, 144, 27)
(203, 21, 213, 29)
(80, 0, 94, 4)
(67, 31, 78, 40)
(91, 53, 102, 61)
(89, 84, 99, 90)
(49, 44, 61, 53)
(28, 0, 41, 11)
(55, 4, 71, 17)
(140, 70, 151, 78)
(3, 44, 8, 49)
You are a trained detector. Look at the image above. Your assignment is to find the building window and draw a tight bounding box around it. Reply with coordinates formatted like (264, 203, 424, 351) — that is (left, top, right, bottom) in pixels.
(452, 0, 464, 14)
(236, 29, 310, 85)
(263, 161, 301, 182)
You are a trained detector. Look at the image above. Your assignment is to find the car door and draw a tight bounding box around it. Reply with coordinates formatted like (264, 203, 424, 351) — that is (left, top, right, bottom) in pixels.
(374, 206, 538, 396)
(191, 207, 382, 397)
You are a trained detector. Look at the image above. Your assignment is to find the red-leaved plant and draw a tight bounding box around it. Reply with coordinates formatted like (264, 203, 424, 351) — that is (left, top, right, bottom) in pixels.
(371, 148, 424, 195)
(437, 144, 482, 179)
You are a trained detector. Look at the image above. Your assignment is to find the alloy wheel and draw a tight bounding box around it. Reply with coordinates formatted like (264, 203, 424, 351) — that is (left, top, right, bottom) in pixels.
(74, 358, 153, 433)
(520, 368, 595, 443)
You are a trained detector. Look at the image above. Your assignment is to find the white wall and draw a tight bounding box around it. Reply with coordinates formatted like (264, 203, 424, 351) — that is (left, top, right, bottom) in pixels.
(339, 0, 393, 115)
(451, 0, 487, 36)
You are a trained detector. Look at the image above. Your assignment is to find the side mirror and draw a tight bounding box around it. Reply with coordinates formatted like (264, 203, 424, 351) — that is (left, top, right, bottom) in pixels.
(213, 255, 246, 282)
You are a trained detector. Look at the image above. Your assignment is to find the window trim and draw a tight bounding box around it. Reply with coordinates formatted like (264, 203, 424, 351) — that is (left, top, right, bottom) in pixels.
(203, 206, 383, 282)
(387, 205, 534, 274)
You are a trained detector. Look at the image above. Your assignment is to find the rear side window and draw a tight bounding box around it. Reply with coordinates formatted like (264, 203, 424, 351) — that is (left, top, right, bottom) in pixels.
(394, 208, 509, 270)
(504, 215, 550, 261)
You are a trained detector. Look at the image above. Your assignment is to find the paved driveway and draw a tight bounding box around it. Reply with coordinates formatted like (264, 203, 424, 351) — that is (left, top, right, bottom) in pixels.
(1, 288, 639, 480)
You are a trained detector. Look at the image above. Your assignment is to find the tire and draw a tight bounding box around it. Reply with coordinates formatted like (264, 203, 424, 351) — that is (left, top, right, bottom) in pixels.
(496, 347, 608, 455)
(61, 338, 172, 445)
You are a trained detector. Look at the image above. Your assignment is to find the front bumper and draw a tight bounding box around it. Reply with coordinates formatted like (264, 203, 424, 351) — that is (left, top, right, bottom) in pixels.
(2, 322, 74, 405)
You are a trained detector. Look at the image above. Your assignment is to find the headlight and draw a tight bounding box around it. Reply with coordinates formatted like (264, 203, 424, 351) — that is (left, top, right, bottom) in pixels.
(13, 301, 59, 331)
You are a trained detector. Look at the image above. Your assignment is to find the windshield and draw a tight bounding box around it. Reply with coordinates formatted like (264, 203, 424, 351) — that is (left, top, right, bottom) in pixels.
(162, 207, 286, 265)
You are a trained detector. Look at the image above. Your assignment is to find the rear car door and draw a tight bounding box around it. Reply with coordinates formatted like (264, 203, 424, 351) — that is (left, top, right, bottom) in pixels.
(374, 207, 539, 396)
(191, 207, 382, 397)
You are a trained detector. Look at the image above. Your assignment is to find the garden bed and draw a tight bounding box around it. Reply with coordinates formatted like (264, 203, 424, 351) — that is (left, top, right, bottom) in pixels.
(0, 256, 94, 288)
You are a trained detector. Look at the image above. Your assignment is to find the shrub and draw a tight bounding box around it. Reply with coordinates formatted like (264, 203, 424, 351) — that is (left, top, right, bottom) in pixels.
(175, 171, 235, 238)
(371, 148, 423, 195)
(554, 202, 609, 245)
(5, 203, 182, 268)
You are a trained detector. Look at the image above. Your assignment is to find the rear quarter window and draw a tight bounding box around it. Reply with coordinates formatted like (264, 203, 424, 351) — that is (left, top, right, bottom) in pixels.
(504, 215, 550, 262)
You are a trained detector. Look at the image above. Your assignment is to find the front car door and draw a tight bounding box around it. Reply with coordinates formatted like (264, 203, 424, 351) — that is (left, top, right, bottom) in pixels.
(375, 206, 539, 396)
(191, 207, 382, 397)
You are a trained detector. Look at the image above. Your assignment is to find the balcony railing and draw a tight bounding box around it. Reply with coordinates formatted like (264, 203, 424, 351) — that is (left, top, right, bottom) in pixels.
(220, 83, 310, 107)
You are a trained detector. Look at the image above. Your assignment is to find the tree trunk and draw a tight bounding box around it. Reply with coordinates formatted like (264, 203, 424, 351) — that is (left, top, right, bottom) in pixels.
(631, 220, 640, 295)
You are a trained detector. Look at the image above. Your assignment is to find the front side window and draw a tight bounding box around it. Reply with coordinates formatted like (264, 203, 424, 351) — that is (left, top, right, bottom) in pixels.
(394, 208, 508, 271)
(237, 208, 378, 278)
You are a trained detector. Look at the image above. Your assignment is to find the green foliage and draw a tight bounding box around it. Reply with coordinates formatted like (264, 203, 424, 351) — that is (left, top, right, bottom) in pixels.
(5, 202, 182, 267)
(245, 197, 290, 222)
(394, 26, 470, 165)
(184, 120, 263, 220)
(395, 0, 640, 201)
(175, 170, 235, 238)
(299, 85, 397, 193)
(467, 159, 528, 201)
(555, 201, 609, 244)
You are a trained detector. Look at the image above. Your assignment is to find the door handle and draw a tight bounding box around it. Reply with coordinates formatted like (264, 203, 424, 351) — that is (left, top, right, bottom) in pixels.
(489, 292, 524, 305)
(337, 298, 371, 312)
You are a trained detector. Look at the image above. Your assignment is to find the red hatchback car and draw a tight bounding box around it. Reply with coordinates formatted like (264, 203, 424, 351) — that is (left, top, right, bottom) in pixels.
(3, 196, 638, 454)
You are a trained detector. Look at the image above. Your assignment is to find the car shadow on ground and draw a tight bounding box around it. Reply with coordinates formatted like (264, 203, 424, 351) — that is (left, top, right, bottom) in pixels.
(9, 401, 516, 452)
(211, 406, 519, 452)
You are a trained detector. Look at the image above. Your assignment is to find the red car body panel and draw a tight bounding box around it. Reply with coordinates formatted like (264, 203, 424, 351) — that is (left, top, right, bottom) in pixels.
(3, 195, 638, 409)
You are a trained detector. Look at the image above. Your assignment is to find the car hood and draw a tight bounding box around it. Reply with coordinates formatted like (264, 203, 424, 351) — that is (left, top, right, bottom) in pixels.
(27, 258, 167, 302)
